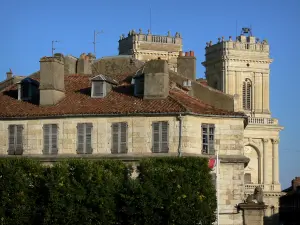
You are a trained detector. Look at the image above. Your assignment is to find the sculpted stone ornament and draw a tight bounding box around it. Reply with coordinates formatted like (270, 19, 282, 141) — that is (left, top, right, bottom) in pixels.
(245, 186, 264, 204)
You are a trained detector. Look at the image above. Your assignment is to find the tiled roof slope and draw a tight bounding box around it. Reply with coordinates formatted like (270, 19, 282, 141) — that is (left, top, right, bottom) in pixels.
(0, 72, 245, 119)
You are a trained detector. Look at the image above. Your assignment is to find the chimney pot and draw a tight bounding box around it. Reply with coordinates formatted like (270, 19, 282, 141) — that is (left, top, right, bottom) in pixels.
(179, 51, 183, 57)
(185, 52, 190, 57)
(190, 51, 194, 57)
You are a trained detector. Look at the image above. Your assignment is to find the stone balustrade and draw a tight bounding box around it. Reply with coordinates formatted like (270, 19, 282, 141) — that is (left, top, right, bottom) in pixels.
(248, 117, 278, 125)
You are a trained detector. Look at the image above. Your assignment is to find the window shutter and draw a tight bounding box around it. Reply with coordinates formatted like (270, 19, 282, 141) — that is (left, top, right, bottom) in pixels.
(93, 81, 104, 97)
(85, 123, 93, 154)
(8, 125, 15, 155)
(43, 124, 58, 155)
(161, 122, 169, 153)
(152, 122, 160, 153)
(15, 125, 23, 155)
(120, 122, 128, 153)
(111, 123, 119, 154)
(43, 125, 50, 154)
(246, 82, 251, 110)
(77, 123, 85, 154)
(51, 125, 58, 154)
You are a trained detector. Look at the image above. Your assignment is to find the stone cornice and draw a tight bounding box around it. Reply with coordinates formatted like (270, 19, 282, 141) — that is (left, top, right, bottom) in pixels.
(246, 124, 284, 131)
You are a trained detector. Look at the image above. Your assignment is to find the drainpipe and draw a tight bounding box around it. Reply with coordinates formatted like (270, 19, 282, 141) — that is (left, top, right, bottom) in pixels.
(177, 114, 183, 157)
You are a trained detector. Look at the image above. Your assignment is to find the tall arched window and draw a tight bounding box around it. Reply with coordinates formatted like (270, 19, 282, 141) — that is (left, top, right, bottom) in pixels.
(243, 79, 252, 110)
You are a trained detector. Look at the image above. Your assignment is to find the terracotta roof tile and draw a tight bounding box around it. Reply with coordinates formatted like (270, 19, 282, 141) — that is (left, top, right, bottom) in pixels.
(0, 73, 245, 119)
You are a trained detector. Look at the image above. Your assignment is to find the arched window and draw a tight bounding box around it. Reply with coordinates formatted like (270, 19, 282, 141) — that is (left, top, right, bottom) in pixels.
(242, 79, 252, 110)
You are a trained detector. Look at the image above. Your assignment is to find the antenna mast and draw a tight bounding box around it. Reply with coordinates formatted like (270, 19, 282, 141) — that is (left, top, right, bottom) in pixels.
(52, 40, 60, 56)
(93, 30, 104, 57)
(150, 8, 152, 31)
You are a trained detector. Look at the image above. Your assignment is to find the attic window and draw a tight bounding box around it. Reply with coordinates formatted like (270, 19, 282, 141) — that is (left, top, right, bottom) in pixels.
(18, 78, 39, 102)
(91, 74, 118, 98)
(134, 75, 145, 97)
(92, 81, 105, 98)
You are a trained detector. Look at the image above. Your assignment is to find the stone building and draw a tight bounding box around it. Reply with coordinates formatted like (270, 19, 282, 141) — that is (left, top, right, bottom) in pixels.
(0, 28, 283, 225)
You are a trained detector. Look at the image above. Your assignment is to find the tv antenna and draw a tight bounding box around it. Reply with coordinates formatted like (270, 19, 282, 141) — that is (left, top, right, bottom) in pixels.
(52, 40, 61, 56)
(150, 8, 152, 31)
(93, 30, 104, 57)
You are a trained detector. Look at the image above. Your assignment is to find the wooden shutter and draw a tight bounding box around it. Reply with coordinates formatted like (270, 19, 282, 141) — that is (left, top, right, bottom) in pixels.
(152, 122, 160, 153)
(152, 121, 169, 153)
(161, 122, 169, 153)
(77, 123, 93, 154)
(111, 122, 128, 154)
(43, 124, 58, 155)
(77, 123, 85, 154)
(120, 122, 128, 153)
(93, 81, 104, 97)
(51, 125, 58, 154)
(8, 125, 15, 154)
(111, 123, 119, 154)
(15, 125, 23, 155)
(8, 125, 23, 155)
(85, 123, 93, 154)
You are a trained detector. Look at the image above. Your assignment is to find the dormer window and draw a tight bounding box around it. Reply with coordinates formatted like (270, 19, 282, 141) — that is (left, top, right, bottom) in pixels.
(18, 78, 39, 103)
(92, 81, 105, 97)
(134, 75, 145, 97)
(91, 74, 118, 98)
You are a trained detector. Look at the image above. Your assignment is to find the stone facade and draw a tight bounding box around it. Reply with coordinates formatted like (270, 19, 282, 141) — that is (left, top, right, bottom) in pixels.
(202, 30, 284, 224)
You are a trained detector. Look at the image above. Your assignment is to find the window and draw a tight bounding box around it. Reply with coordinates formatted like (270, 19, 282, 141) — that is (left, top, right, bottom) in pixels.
(43, 124, 58, 155)
(111, 122, 128, 154)
(134, 76, 145, 96)
(202, 123, 215, 154)
(242, 79, 252, 110)
(152, 121, 169, 153)
(92, 81, 105, 98)
(8, 125, 23, 155)
(77, 123, 93, 154)
(244, 173, 252, 184)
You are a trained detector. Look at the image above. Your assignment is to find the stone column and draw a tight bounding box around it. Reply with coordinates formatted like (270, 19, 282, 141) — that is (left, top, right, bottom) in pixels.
(272, 139, 279, 184)
(263, 139, 270, 184)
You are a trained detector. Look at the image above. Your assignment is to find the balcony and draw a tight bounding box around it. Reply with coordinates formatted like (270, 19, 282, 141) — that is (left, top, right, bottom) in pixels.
(245, 184, 281, 194)
(248, 117, 278, 125)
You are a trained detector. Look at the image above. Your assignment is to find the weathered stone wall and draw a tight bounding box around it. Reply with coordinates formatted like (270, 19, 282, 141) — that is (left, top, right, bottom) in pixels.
(0, 115, 248, 225)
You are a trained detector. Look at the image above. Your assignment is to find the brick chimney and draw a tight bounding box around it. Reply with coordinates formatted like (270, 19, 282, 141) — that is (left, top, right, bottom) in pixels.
(39, 54, 65, 106)
(292, 177, 300, 191)
(77, 53, 94, 74)
(6, 69, 13, 80)
(177, 50, 196, 81)
(143, 59, 169, 99)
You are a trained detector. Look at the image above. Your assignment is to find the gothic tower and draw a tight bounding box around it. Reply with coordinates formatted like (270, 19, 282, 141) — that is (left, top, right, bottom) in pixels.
(202, 28, 284, 225)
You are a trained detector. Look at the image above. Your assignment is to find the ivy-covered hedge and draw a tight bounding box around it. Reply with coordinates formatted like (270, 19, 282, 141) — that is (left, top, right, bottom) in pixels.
(0, 157, 216, 225)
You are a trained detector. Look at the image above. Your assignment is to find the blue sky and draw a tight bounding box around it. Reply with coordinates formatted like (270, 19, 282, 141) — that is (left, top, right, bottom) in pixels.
(0, 0, 299, 188)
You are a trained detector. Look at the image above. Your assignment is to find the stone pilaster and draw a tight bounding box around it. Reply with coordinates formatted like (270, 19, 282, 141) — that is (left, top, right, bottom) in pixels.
(263, 138, 270, 184)
(272, 139, 280, 184)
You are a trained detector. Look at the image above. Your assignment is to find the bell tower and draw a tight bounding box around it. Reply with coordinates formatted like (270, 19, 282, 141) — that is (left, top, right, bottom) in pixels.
(202, 28, 272, 117)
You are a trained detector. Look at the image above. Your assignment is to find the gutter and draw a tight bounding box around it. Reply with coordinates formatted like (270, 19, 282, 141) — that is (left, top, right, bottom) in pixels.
(0, 111, 248, 121)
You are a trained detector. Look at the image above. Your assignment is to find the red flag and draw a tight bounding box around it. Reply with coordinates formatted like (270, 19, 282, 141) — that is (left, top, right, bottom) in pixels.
(208, 158, 216, 169)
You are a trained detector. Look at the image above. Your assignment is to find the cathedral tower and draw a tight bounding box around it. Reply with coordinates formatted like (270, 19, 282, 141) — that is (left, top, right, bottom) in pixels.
(202, 28, 272, 117)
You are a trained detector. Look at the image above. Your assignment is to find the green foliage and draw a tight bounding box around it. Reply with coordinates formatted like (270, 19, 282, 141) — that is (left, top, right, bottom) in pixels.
(0, 158, 45, 225)
(0, 157, 216, 225)
(119, 157, 217, 225)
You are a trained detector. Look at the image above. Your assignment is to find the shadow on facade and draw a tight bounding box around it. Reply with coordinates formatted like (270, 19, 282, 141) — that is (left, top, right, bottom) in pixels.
(264, 213, 279, 225)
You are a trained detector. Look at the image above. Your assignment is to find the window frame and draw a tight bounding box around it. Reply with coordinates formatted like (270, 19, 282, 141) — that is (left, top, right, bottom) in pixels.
(202, 123, 215, 155)
(43, 124, 58, 155)
(91, 80, 106, 98)
(111, 122, 128, 154)
(152, 121, 169, 153)
(8, 124, 24, 155)
(77, 123, 93, 154)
